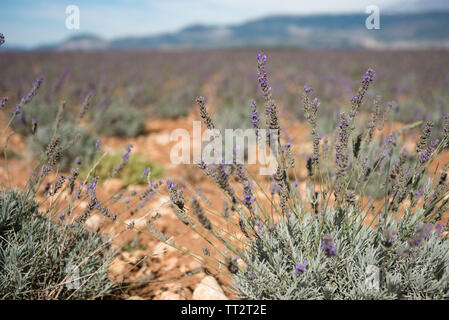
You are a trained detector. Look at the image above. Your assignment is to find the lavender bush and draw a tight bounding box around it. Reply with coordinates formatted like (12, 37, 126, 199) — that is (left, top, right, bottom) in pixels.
(153, 52, 449, 300)
(91, 100, 146, 138)
(81, 151, 164, 187)
(29, 122, 98, 171)
(233, 207, 449, 299)
(0, 61, 116, 299)
(0, 189, 116, 299)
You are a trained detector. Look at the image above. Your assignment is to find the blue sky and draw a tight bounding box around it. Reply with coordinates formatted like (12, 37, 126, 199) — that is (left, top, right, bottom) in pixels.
(0, 0, 440, 47)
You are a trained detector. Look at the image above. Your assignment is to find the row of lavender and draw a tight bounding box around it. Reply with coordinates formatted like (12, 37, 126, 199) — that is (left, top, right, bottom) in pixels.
(1, 49, 448, 132)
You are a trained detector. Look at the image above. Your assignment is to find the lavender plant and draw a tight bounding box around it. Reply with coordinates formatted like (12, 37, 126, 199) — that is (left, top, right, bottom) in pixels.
(0, 189, 116, 299)
(150, 52, 449, 300)
(91, 101, 146, 138)
(0, 56, 117, 299)
(11, 101, 59, 136)
(233, 207, 448, 299)
(81, 151, 164, 187)
(29, 121, 98, 171)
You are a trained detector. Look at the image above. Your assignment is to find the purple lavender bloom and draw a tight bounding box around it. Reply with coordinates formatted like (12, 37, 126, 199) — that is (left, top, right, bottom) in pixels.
(291, 178, 300, 188)
(257, 51, 267, 65)
(166, 179, 175, 190)
(17, 77, 44, 109)
(416, 188, 423, 198)
(388, 134, 393, 143)
(241, 180, 255, 212)
(304, 85, 313, 94)
(321, 235, 337, 257)
(294, 260, 308, 275)
(122, 143, 133, 160)
(86, 179, 97, 194)
(196, 160, 207, 170)
(0, 96, 8, 108)
(242, 187, 255, 205)
(142, 167, 151, 178)
(418, 139, 439, 164)
(250, 99, 260, 129)
(254, 219, 264, 235)
(361, 69, 376, 83)
(323, 243, 337, 256)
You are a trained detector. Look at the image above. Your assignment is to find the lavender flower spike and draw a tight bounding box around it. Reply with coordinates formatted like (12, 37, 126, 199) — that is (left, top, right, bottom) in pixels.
(304, 85, 313, 94)
(0, 97, 8, 109)
(17, 77, 44, 110)
(142, 167, 151, 178)
(250, 99, 260, 130)
(294, 260, 308, 275)
(321, 234, 338, 257)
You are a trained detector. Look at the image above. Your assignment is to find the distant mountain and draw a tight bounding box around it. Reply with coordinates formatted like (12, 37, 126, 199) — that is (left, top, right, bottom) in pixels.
(39, 11, 449, 51)
(38, 34, 108, 51)
(388, 0, 449, 13)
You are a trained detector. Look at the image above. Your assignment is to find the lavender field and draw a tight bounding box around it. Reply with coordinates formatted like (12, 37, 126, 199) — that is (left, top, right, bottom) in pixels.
(2, 50, 448, 127)
(1, 2, 449, 303)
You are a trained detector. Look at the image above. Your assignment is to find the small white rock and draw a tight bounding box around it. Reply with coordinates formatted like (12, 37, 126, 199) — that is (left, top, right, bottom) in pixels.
(85, 214, 103, 230)
(154, 132, 171, 146)
(192, 276, 228, 300)
(126, 295, 145, 300)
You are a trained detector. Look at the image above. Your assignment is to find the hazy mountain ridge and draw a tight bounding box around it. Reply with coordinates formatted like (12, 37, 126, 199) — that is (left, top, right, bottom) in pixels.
(39, 11, 449, 50)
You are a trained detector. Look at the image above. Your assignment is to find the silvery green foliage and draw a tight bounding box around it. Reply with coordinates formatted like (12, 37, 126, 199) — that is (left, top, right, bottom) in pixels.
(93, 101, 146, 137)
(28, 121, 98, 171)
(153, 90, 191, 119)
(0, 190, 116, 299)
(12, 102, 59, 136)
(233, 208, 449, 300)
(0, 189, 37, 239)
(216, 102, 253, 131)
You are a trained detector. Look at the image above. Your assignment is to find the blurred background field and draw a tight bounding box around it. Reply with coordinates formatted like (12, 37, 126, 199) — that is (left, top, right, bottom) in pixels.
(1, 49, 448, 132)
